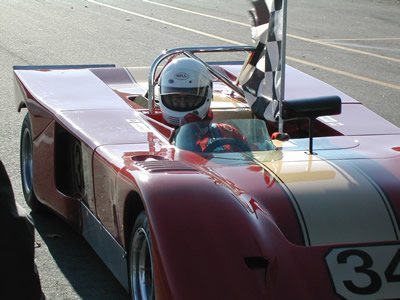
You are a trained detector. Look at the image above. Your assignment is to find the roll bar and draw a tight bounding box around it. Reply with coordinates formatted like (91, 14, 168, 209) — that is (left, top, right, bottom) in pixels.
(147, 46, 255, 113)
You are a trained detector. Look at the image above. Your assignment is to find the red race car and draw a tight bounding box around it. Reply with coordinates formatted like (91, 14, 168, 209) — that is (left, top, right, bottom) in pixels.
(13, 44, 400, 299)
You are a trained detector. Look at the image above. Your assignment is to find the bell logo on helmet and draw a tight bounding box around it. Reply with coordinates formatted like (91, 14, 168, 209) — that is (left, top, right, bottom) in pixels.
(174, 72, 189, 80)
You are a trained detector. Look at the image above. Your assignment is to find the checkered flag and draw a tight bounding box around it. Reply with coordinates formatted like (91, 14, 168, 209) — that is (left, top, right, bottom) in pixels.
(238, 0, 287, 122)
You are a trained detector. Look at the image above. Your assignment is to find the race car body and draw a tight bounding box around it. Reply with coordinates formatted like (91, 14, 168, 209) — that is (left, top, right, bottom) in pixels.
(13, 45, 400, 299)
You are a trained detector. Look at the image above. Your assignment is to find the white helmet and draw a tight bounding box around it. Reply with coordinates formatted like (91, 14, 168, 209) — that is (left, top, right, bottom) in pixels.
(159, 58, 213, 126)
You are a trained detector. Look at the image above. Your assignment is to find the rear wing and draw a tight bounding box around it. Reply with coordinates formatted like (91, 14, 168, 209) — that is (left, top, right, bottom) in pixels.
(13, 64, 115, 70)
(13, 64, 115, 111)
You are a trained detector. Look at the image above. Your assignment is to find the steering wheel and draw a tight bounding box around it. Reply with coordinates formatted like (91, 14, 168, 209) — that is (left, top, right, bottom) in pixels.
(203, 138, 251, 153)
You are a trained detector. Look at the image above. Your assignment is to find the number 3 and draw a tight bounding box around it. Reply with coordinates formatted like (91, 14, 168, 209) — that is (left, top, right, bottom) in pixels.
(337, 250, 381, 295)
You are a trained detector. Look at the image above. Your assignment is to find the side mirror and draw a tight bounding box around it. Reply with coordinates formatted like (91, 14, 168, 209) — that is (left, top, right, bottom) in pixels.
(281, 95, 342, 154)
(282, 95, 341, 120)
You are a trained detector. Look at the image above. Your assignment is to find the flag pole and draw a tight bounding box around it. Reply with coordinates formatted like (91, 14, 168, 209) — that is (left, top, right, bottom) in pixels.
(278, 0, 288, 133)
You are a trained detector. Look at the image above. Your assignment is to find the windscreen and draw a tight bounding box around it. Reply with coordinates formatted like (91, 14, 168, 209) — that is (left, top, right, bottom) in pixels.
(173, 119, 274, 153)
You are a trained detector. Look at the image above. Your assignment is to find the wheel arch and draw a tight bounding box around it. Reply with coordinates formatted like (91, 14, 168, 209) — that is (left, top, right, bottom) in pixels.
(127, 173, 281, 299)
(53, 122, 84, 199)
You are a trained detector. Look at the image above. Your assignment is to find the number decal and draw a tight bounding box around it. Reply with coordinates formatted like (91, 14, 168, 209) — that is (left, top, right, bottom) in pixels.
(385, 248, 400, 283)
(337, 250, 382, 294)
(326, 245, 400, 299)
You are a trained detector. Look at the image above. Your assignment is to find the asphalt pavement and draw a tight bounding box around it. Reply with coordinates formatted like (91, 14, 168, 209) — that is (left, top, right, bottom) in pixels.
(0, 0, 399, 299)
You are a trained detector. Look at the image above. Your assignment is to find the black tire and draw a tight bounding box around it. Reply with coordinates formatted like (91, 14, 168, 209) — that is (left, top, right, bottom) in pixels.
(20, 113, 42, 212)
(129, 211, 155, 300)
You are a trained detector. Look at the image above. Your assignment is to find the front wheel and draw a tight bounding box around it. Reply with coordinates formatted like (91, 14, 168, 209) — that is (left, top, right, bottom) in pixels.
(129, 211, 155, 300)
(20, 113, 42, 212)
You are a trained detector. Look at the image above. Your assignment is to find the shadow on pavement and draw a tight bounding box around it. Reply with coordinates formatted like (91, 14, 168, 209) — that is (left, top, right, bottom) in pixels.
(32, 210, 129, 300)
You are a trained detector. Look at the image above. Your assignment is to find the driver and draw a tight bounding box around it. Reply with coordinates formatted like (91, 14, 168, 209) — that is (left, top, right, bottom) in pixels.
(159, 57, 247, 152)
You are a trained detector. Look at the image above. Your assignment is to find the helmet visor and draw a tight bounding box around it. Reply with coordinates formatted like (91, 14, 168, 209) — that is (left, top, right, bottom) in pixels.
(161, 86, 208, 112)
